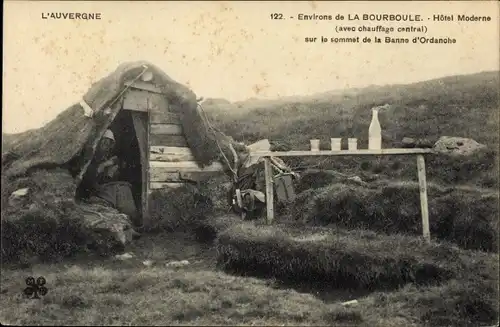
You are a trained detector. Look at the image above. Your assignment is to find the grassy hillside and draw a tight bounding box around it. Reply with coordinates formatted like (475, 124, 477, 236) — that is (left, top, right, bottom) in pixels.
(204, 71, 499, 188)
(204, 71, 499, 147)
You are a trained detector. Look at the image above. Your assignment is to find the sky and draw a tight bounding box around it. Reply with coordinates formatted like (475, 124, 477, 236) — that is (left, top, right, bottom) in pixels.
(3, 1, 499, 133)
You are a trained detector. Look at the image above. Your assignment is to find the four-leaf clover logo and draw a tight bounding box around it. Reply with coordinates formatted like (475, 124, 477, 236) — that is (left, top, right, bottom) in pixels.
(23, 276, 48, 299)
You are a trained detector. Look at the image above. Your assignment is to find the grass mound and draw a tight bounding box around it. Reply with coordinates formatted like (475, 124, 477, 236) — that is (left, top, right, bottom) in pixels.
(291, 180, 499, 252)
(1, 169, 93, 264)
(216, 223, 462, 291)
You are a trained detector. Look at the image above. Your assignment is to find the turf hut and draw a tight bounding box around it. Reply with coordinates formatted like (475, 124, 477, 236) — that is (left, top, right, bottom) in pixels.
(2, 61, 247, 229)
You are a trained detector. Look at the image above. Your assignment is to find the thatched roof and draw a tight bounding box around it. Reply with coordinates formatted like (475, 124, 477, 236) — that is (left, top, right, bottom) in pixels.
(2, 61, 248, 185)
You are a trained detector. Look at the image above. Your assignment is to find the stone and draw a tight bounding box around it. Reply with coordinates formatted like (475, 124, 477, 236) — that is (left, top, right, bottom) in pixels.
(341, 299, 359, 307)
(433, 136, 487, 156)
(143, 260, 154, 267)
(12, 188, 29, 196)
(78, 202, 136, 252)
(114, 252, 134, 260)
(402, 137, 416, 148)
(8, 188, 29, 206)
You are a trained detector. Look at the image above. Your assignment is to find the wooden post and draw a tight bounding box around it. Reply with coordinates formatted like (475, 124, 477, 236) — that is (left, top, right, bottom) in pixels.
(143, 107, 151, 229)
(264, 157, 274, 224)
(417, 154, 430, 243)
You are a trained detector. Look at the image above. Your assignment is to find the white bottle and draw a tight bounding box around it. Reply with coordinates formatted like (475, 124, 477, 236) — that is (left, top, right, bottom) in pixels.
(368, 108, 382, 150)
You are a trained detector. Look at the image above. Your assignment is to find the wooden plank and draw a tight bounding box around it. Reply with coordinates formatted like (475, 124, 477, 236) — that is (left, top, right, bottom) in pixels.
(150, 123, 184, 136)
(150, 170, 220, 183)
(125, 80, 165, 94)
(150, 152, 195, 162)
(150, 111, 181, 124)
(123, 89, 149, 112)
(417, 154, 431, 243)
(148, 93, 170, 114)
(150, 182, 186, 190)
(264, 158, 274, 224)
(130, 111, 150, 227)
(123, 89, 169, 116)
(180, 171, 224, 182)
(149, 170, 181, 182)
(150, 146, 195, 161)
(144, 118, 150, 227)
(250, 148, 435, 158)
(149, 134, 188, 147)
(150, 160, 224, 172)
(150, 146, 194, 155)
(149, 171, 223, 183)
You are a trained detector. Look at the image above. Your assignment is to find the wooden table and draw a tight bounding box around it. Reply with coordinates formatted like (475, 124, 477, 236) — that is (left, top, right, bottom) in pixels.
(250, 148, 435, 243)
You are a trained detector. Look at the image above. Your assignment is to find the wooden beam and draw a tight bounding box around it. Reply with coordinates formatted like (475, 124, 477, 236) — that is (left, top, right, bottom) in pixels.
(150, 146, 194, 154)
(149, 134, 189, 147)
(150, 146, 195, 162)
(149, 160, 224, 171)
(150, 152, 195, 162)
(144, 116, 151, 227)
(180, 171, 224, 182)
(417, 154, 431, 243)
(149, 170, 222, 183)
(264, 158, 274, 224)
(150, 123, 184, 135)
(250, 148, 434, 158)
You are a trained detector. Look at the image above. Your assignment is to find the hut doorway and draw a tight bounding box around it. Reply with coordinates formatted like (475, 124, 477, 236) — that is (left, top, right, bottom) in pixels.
(75, 108, 149, 227)
(108, 109, 147, 222)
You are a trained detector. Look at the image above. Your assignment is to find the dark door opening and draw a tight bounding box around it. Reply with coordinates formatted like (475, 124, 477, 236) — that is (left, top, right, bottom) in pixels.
(108, 110, 144, 217)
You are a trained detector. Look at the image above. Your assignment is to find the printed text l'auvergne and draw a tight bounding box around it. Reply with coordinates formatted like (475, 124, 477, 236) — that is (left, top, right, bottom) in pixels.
(41, 12, 102, 20)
